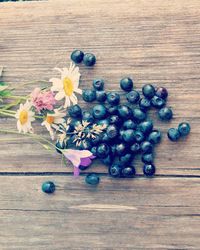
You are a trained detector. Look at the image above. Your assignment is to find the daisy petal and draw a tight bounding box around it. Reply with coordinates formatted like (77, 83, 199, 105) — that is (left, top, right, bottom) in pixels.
(74, 88, 82, 95)
(55, 91, 65, 100)
(70, 94, 78, 105)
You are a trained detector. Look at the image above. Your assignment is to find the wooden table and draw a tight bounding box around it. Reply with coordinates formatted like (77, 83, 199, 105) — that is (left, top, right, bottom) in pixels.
(0, 0, 200, 249)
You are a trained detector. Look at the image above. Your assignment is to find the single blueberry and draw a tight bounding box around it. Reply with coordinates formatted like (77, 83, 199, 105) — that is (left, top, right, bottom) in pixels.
(158, 107, 173, 121)
(126, 90, 140, 104)
(115, 143, 127, 156)
(82, 111, 94, 123)
(130, 143, 141, 154)
(143, 164, 156, 176)
(139, 98, 151, 111)
(106, 125, 119, 139)
(138, 120, 153, 135)
(68, 104, 82, 118)
(148, 130, 162, 144)
(119, 154, 133, 165)
(142, 153, 154, 164)
(93, 79, 104, 90)
(140, 141, 153, 153)
(134, 130, 145, 143)
(123, 119, 137, 130)
(121, 166, 136, 178)
(91, 146, 97, 156)
(102, 155, 114, 166)
(97, 119, 110, 127)
(83, 53, 96, 66)
(93, 104, 107, 119)
(155, 87, 168, 99)
(151, 96, 165, 109)
(178, 122, 191, 136)
(122, 129, 135, 143)
(167, 128, 181, 141)
(82, 89, 96, 102)
(107, 105, 118, 115)
(71, 50, 84, 63)
(109, 164, 121, 177)
(120, 77, 133, 91)
(96, 90, 107, 102)
(132, 108, 146, 122)
(142, 84, 155, 99)
(91, 135, 101, 145)
(109, 115, 122, 126)
(118, 105, 133, 119)
(42, 181, 56, 194)
(107, 92, 120, 105)
(96, 143, 110, 158)
(85, 173, 100, 185)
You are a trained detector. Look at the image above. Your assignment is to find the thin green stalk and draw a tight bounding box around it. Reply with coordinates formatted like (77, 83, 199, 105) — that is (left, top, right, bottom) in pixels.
(0, 111, 15, 118)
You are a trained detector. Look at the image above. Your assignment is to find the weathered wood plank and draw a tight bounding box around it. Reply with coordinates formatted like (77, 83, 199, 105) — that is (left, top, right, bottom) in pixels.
(0, 176, 199, 249)
(0, 0, 200, 175)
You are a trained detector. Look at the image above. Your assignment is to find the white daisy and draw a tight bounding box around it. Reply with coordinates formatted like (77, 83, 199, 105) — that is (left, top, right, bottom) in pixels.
(41, 109, 66, 140)
(15, 101, 35, 133)
(50, 62, 82, 108)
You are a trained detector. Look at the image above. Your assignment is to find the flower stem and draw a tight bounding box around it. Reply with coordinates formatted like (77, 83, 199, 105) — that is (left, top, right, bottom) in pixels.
(0, 110, 15, 118)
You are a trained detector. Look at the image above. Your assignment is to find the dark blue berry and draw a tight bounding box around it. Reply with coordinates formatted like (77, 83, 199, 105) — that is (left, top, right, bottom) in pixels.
(142, 153, 154, 164)
(158, 107, 173, 121)
(82, 89, 96, 102)
(155, 87, 168, 99)
(140, 141, 153, 153)
(102, 155, 114, 166)
(96, 143, 110, 158)
(120, 77, 133, 91)
(93, 104, 107, 119)
(109, 115, 122, 126)
(132, 108, 146, 122)
(91, 146, 97, 156)
(97, 119, 110, 127)
(82, 111, 94, 123)
(96, 91, 107, 102)
(148, 130, 162, 144)
(106, 125, 119, 139)
(121, 166, 136, 178)
(115, 143, 127, 156)
(93, 79, 104, 90)
(122, 129, 135, 143)
(119, 154, 133, 165)
(143, 164, 156, 176)
(139, 98, 151, 111)
(85, 173, 100, 185)
(109, 164, 121, 177)
(71, 50, 84, 63)
(178, 122, 191, 136)
(42, 181, 55, 194)
(126, 90, 140, 104)
(134, 130, 145, 143)
(101, 133, 110, 143)
(123, 119, 137, 130)
(68, 104, 82, 118)
(107, 92, 120, 105)
(91, 135, 101, 145)
(83, 53, 96, 66)
(107, 105, 118, 115)
(142, 84, 155, 99)
(138, 120, 153, 135)
(151, 96, 165, 109)
(167, 128, 180, 141)
(130, 143, 140, 153)
(118, 105, 133, 119)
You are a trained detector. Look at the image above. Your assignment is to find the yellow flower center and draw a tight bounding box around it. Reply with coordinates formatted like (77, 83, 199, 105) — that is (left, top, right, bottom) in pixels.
(46, 116, 55, 124)
(19, 110, 28, 125)
(63, 77, 74, 96)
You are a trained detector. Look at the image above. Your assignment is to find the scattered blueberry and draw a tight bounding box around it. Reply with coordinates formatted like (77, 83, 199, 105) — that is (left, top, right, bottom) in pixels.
(42, 181, 56, 194)
(178, 122, 191, 136)
(85, 173, 100, 185)
(93, 104, 107, 119)
(140, 141, 153, 153)
(102, 155, 114, 166)
(115, 143, 126, 156)
(109, 115, 122, 126)
(71, 50, 84, 63)
(142, 84, 155, 99)
(148, 130, 162, 144)
(82, 111, 94, 123)
(109, 164, 121, 177)
(96, 90, 107, 102)
(97, 119, 110, 127)
(132, 108, 146, 122)
(93, 79, 104, 90)
(82, 89, 96, 102)
(91, 146, 97, 156)
(142, 153, 154, 164)
(143, 164, 156, 176)
(138, 120, 153, 135)
(155, 87, 168, 99)
(118, 105, 133, 119)
(126, 90, 140, 104)
(158, 107, 173, 121)
(139, 98, 151, 111)
(122, 129, 135, 143)
(106, 125, 119, 139)
(134, 130, 145, 143)
(123, 119, 137, 130)
(68, 104, 82, 118)
(121, 166, 136, 178)
(151, 96, 165, 109)
(119, 154, 133, 165)
(167, 128, 180, 141)
(120, 77, 133, 92)
(83, 53, 96, 66)
(96, 143, 110, 158)
(107, 92, 120, 105)
(130, 143, 140, 153)
(107, 105, 118, 115)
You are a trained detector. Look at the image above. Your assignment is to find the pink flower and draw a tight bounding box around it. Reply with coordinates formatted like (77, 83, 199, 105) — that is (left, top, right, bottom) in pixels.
(62, 149, 95, 176)
(30, 88, 56, 113)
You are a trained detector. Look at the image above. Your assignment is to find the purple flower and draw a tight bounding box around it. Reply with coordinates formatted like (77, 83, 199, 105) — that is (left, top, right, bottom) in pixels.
(62, 149, 95, 176)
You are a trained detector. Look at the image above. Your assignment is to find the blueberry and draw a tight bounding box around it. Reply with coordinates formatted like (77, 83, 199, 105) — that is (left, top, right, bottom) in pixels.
(151, 96, 165, 109)
(71, 50, 84, 63)
(85, 173, 100, 185)
(109, 164, 121, 177)
(158, 107, 173, 121)
(115, 143, 127, 156)
(120, 77, 133, 91)
(122, 129, 135, 143)
(148, 130, 162, 144)
(123, 119, 137, 130)
(132, 108, 146, 122)
(142, 153, 154, 164)
(138, 120, 153, 135)
(139, 98, 151, 111)
(82, 89, 96, 102)
(68, 104, 82, 118)
(107, 92, 120, 105)
(82, 111, 94, 123)
(111, 145, 116, 155)
(143, 164, 156, 176)
(155, 87, 168, 99)
(91, 146, 97, 156)
(42, 181, 55, 194)
(140, 141, 153, 153)
(107, 105, 118, 115)
(134, 130, 145, 143)
(109, 115, 122, 126)
(91, 135, 101, 145)
(130, 143, 140, 153)
(96, 143, 110, 158)
(101, 133, 110, 143)
(118, 105, 133, 119)
(119, 154, 133, 165)
(97, 119, 110, 127)
(121, 166, 136, 178)
(102, 155, 114, 166)
(142, 84, 155, 99)
(83, 53, 96, 66)
(93, 79, 104, 90)
(167, 128, 180, 141)
(178, 122, 191, 136)
(96, 90, 107, 102)
(106, 125, 119, 139)
(93, 104, 107, 119)
(126, 90, 140, 104)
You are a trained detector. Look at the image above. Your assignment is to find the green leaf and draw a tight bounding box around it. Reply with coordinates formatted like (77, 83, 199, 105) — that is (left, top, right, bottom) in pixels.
(0, 89, 12, 97)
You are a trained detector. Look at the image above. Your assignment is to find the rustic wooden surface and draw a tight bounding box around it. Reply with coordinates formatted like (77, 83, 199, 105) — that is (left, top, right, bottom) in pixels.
(0, 0, 200, 249)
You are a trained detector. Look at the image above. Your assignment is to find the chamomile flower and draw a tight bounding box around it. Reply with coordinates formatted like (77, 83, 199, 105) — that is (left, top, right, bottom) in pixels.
(41, 109, 66, 140)
(15, 101, 35, 133)
(50, 62, 82, 108)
